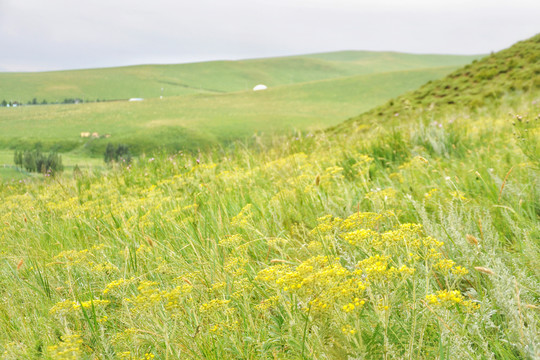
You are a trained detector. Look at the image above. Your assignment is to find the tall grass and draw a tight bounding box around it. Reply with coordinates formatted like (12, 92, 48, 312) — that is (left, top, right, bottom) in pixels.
(0, 93, 538, 359)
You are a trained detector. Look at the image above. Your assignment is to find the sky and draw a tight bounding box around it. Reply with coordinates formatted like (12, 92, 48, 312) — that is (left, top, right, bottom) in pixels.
(0, 0, 539, 72)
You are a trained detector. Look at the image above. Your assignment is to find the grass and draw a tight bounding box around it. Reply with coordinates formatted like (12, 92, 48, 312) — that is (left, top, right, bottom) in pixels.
(0, 50, 481, 174)
(0, 35, 538, 360)
(0, 67, 460, 158)
(0, 90, 538, 359)
(0, 150, 105, 181)
(0, 51, 481, 103)
(333, 33, 540, 131)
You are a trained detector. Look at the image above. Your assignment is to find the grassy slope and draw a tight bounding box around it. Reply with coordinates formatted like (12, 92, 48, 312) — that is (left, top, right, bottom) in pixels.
(333, 33, 540, 131)
(0, 37, 538, 359)
(0, 51, 481, 102)
(0, 67, 458, 155)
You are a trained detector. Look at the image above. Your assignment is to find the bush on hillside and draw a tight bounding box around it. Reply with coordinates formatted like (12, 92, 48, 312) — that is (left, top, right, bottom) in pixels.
(13, 148, 63, 175)
(104, 143, 132, 164)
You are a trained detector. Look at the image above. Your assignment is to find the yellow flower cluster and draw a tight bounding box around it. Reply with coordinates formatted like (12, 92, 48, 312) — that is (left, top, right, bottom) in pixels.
(340, 228, 378, 246)
(47, 334, 83, 360)
(103, 277, 135, 295)
(310, 214, 342, 235)
(162, 284, 193, 311)
(357, 255, 415, 283)
(450, 190, 468, 201)
(124, 281, 193, 313)
(219, 234, 244, 247)
(255, 295, 280, 312)
(255, 264, 292, 283)
(223, 256, 248, 276)
(425, 290, 480, 310)
(49, 299, 110, 316)
(231, 278, 254, 299)
(259, 255, 366, 313)
(231, 204, 253, 227)
(199, 299, 232, 314)
(434, 258, 456, 272)
(209, 320, 239, 334)
(51, 249, 89, 265)
(339, 212, 384, 231)
(341, 324, 357, 335)
(342, 298, 365, 313)
(424, 188, 438, 199)
(257, 210, 476, 325)
(90, 262, 119, 274)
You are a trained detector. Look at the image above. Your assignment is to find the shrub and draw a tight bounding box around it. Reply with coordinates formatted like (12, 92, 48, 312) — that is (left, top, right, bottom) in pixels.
(14, 148, 63, 175)
(104, 143, 132, 164)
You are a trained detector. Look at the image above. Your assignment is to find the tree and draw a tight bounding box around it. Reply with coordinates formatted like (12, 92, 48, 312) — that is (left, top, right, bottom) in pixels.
(104, 143, 116, 163)
(103, 143, 131, 164)
(13, 150, 23, 167)
(116, 144, 132, 164)
(23, 151, 37, 172)
(104, 143, 132, 164)
(17, 149, 63, 175)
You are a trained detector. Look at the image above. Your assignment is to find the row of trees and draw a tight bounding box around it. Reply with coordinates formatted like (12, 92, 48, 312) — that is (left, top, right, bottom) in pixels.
(13, 149, 64, 175)
(1, 98, 87, 107)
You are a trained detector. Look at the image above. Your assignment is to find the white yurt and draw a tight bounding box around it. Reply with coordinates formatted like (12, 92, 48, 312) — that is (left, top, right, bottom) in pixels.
(253, 84, 267, 91)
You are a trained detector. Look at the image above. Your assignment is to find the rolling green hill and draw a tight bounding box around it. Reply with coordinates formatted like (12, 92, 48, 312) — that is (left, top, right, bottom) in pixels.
(0, 36, 538, 359)
(0, 67, 461, 155)
(333, 33, 540, 132)
(0, 51, 481, 103)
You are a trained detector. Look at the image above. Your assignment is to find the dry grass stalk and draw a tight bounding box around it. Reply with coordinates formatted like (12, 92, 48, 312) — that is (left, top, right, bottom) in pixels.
(466, 234, 479, 246)
(474, 267, 495, 275)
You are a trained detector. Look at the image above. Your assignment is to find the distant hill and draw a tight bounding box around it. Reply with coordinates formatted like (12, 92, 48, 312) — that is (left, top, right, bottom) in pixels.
(0, 51, 481, 104)
(0, 66, 459, 155)
(334, 33, 540, 131)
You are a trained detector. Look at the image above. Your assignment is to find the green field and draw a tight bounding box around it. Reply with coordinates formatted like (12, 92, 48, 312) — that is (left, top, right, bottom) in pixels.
(0, 150, 105, 181)
(0, 51, 481, 103)
(0, 35, 538, 359)
(0, 51, 482, 180)
(0, 67, 461, 155)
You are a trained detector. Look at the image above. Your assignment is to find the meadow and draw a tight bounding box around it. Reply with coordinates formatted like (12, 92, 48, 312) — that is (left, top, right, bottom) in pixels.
(0, 50, 480, 175)
(0, 51, 480, 103)
(0, 90, 538, 359)
(0, 36, 538, 359)
(0, 67, 459, 157)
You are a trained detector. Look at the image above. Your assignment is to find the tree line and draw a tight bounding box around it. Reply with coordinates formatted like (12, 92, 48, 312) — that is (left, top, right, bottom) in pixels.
(1, 98, 92, 107)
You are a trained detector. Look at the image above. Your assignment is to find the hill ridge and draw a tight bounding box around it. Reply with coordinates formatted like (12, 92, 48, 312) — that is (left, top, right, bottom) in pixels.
(333, 33, 540, 132)
(0, 51, 481, 104)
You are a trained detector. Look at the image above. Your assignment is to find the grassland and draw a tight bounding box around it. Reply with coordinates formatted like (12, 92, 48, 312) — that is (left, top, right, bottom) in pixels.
(0, 50, 481, 180)
(0, 67, 460, 157)
(0, 92, 538, 360)
(0, 51, 481, 103)
(0, 36, 538, 359)
(0, 150, 105, 181)
(334, 33, 540, 131)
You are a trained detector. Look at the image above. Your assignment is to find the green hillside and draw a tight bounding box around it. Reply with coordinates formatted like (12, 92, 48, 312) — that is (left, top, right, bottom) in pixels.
(0, 51, 480, 103)
(334, 33, 540, 131)
(0, 67, 459, 155)
(0, 36, 538, 359)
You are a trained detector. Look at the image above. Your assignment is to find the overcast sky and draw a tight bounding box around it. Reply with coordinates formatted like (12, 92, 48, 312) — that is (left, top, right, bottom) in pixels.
(0, 0, 539, 72)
